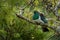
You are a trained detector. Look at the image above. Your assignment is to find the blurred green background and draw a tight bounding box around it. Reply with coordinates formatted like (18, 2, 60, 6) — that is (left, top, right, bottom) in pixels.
(0, 0, 60, 40)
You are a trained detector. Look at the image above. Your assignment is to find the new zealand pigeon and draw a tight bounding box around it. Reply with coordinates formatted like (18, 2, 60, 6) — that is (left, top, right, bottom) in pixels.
(32, 11, 49, 32)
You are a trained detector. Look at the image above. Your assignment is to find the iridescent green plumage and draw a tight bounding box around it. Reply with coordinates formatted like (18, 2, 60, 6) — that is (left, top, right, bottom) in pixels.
(33, 11, 40, 20)
(32, 11, 49, 32)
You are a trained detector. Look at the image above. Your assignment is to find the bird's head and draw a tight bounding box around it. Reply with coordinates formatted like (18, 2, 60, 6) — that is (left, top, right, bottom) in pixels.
(40, 13, 44, 16)
(34, 10, 40, 14)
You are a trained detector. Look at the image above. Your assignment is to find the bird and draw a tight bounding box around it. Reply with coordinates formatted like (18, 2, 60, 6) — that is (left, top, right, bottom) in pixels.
(40, 13, 47, 23)
(33, 11, 39, 20)
(32, 11, 49, 32)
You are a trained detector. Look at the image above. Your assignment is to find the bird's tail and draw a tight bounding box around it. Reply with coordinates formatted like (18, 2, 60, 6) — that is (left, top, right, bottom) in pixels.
(42, 26, 49, 32)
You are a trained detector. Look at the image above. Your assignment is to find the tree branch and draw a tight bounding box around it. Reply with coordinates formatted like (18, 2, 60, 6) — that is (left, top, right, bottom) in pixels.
(16, 14, 43, 25)
(16, 14, 60, 34)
